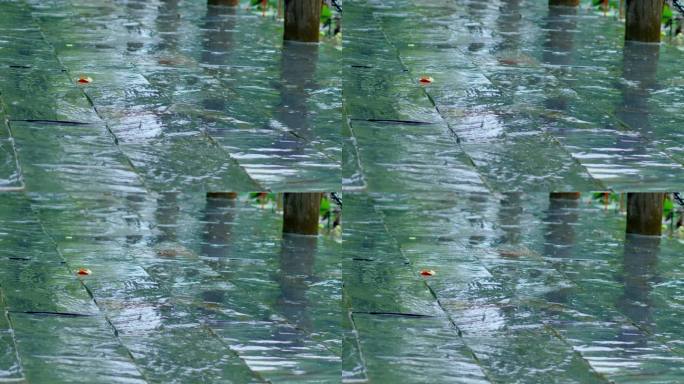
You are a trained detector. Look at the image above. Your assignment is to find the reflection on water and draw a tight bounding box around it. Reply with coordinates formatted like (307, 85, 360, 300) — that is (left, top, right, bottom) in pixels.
(498, 192, 523, 245)
(495, 0, 521, 53)
(543, 6, 577, 67)
(542, 195, 579, 305)
(155, 191, 179, 243)
(276, 42, 319, 144)
(344, 192, 684, 382)
(617, 42, 660, 136)
(345, 0, 684, 192)
(201, 3, 237, 112)
(155, 0, 180, 51)
(543, 195, 579, 259)
(543, 6, 577, 111)
(276, 234, 316, 334)
(618, 235, 660, 332)
(201, 194, 236, 261)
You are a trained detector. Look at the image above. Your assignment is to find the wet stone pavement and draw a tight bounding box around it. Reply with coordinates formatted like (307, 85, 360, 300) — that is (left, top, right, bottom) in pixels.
(0, 0, 341, 193)
(343, 0, 684, 192)
(0, 191, 341, 383)
(343, 193, 684, 383)
(339, 0, 684, 378)
(0, 0, 341, 381)
(2, 0, 684, 382)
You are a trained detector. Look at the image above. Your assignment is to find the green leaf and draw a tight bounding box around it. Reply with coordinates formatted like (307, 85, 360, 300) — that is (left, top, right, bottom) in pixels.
(320, 4, 332, 25)
(320, 196, 331, 216)
(664, 197, 674, 217)
(663, 4, 673, 24)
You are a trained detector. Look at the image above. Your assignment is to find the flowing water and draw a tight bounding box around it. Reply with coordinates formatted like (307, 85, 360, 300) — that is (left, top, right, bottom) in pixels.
(0, 191, 341, 383)
(343, 192, 684, 383)
(344, 0, 684, 192)
(0, 0, 341, 192)
(0, 0, 342, 381)
(2, 0, 684, 382)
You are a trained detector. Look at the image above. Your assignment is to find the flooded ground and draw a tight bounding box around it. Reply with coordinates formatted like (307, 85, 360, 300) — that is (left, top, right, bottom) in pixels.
(344, 0, 684, 192)
(3, 0, 684, 382)
(343, 192, 684, 383)
(0, 0, 341, 192)
(0, 1, 341, 381)
(0, 191, 341, 383)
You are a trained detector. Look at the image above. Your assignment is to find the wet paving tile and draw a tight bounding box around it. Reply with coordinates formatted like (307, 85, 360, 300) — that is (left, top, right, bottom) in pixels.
(0, 0, 341, 193)
(3, 0, 684, 382)
(0, 111, 22, 191)
(343, 0, 684, 192)
(0, 186, 341, 383)
(343, 192, 684, 383)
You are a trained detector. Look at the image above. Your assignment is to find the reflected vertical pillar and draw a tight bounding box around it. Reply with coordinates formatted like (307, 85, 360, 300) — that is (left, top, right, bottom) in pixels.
(202, 193, 237, 258)
(618, 42, 660, 133)
(626, 193, 665, 236)
(618, 235, 659, 334)
(625, 0, 665, 42)
(201, 2, 237, 111)
(155, 192, 179, 243)
(496, 0, 521, 52)
(274, 42, 318, 162)
(546, 193, 580, 259)
(498, 193, 523, 245)
(279, 42, 318, 139)
(542, 3, 578, 145)
(276, 234, 316, 331)
(543, 191, 580, 304)
(284, 0, 322, 42)
(283, 193, 322, 235)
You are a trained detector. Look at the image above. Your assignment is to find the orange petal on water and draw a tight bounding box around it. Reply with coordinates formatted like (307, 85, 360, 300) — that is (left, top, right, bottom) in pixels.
(419, 76, 433, 84)
(77, 268, 92, 275)
(420, 269, 436, 276)
(77, 75, 92, 84)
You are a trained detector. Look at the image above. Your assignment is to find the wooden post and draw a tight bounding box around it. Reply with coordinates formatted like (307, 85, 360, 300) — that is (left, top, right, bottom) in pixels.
(208, 0, 240, 6)
(549, 0, 580, 6)
(625, 0, 665, 42)
(626, 193, 665, 236)
(283, 193, 322, 235)
(550, 192, 581, 200)
(284, 0, 322, 42)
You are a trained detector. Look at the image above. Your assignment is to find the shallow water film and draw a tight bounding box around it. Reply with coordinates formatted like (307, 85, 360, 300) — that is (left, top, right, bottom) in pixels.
(0, 191, 341, 383)
(0, 0, 341, 192)
(344, 0, 684, 192)
(3, 0, 684, 382)
(343, 193, 684, 383)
